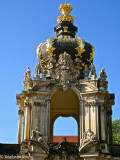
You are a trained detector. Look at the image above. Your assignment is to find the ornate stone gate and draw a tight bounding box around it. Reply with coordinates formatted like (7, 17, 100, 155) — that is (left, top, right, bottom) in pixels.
(0, 2, 119, 160)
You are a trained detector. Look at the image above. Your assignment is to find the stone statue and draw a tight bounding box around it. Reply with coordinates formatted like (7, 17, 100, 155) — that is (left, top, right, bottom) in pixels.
(31, 127, 42, 141)
(23, 67, 33, 90)
(98, 68, 108, 91)
(99, 68, 107, 81)
(90, 63, 97, 78)
(81, 129, 96, 146)
(23, 72, 27, 81)
(27, 67, 31, 78)
(35, 62, 41, 78)
(31, 127, 49, 152)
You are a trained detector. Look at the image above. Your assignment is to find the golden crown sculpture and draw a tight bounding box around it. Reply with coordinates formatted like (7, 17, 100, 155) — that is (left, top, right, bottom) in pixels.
(57, 2, 75, 24)
(59, 2, 73, 15)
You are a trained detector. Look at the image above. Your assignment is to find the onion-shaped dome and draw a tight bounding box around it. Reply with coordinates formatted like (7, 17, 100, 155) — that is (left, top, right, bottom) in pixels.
(36, 2, 95, 68)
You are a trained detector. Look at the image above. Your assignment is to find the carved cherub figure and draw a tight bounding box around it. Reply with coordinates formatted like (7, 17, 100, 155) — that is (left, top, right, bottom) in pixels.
(81, 129, 96, 145)
(31, 127, 42, 141)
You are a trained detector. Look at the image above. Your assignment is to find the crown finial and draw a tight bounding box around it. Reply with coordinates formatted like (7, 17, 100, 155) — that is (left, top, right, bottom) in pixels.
(59, 2, 73, 15)
(57, 2, 75, 24)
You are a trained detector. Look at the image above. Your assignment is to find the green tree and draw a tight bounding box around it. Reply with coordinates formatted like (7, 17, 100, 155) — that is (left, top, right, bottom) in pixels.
(112, 118, 120, 144)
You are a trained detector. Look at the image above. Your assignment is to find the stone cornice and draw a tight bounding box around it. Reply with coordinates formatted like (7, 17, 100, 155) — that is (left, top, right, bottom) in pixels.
(32, 81, 51, 91)
(17, 91, 49, 100)
(80, 92, 110, 97)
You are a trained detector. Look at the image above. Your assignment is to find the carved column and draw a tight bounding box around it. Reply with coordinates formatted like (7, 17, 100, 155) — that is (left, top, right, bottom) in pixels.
(80, 100, 84, 146)
(95, 104, 99, 139)
(100, 103, 106, 140)
(17, 110, 24, 144)
(90, 102, 97, 136)
(45, 100, 50, 142)
(22, 117, 25, 141)
(88, 105, 91, 130)
(33, 101, 46, 135)
(109, 114, 113, 143)
(108, 106, 113, 144)
(24, 102, 31, 140)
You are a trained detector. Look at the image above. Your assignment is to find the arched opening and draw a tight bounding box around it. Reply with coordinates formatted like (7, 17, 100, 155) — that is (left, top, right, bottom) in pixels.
(50, 88, 80, 143)
(53, 116, 78, 143)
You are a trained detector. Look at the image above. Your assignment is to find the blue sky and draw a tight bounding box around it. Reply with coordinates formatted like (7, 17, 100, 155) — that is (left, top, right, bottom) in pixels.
(0, 0, 120, 143)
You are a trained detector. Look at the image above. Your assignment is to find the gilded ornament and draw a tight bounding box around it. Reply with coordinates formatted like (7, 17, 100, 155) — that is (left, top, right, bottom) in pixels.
(81, 62, 88, 67)
(42, 62, 49, 67)
(57, 15, 75, 24)
(63, 26, 68, 32)
(46, 38, 56, 57)
(75, 37, 85, 57)
(87, 43, 95, 62)
(36, 43, 43, 62)
(55, 31, 59, 35)
(59, 2, 73, 15)
(57, 2, 75, 24)
(64, 36, 67, 39)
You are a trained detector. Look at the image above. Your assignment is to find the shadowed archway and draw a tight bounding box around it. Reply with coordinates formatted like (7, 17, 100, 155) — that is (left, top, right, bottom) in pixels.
(50, 88, 80, 143)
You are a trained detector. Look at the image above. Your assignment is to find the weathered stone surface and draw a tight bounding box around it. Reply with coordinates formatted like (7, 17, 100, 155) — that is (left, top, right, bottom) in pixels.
(1, 2, 118, 160)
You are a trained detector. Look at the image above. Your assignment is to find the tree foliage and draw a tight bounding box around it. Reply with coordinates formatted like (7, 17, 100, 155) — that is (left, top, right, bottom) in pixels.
(112, 118, 120, 144)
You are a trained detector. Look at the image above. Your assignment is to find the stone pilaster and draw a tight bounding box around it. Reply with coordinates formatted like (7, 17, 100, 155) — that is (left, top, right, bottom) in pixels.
(24, 101, 31, 140)
(100, 103, 106, 141)
(80, 100, 84, 146)
(17, 110, 24, 144)
(45, 100, 50, 142)
(108, 106, 113, 144)
(96, 104, 99, 139)
(33, 101, 46, 134)
(22, 116, 25, 141)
